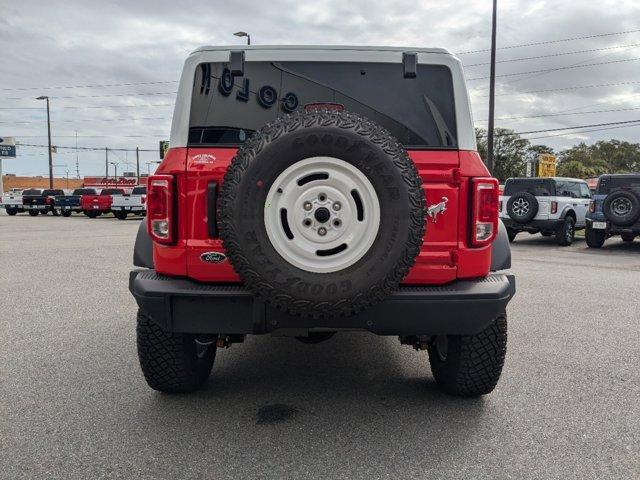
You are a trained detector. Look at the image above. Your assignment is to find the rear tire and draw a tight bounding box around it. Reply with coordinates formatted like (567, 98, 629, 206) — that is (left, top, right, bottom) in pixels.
(585, 225, 606, 248)
(136, 310, 216, 393)
(428, 316, 507, 397)
(114, 211, 127, 220)
(621, 233, 636, 242)
(555, 216, 575, 246)
(28, 210, 39, 217)
(61, 210, 72, 217)
(6, 207, 18, 216)
(40, 210, 48, 215)
(86, 211, 97, 218)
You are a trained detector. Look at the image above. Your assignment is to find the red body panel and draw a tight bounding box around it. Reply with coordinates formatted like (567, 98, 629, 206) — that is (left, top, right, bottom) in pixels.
(153, 147, 494, 284)
(81, 194, 113, 212)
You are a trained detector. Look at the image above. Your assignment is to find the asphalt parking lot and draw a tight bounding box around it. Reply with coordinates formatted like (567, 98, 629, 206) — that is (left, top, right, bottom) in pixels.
(1, 214, 639, 480)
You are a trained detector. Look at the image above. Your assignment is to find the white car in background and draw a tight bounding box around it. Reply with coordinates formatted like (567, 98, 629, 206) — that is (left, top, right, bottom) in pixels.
(1, 190, 25, 215)
(110, 185, 146, 220)
(499, 177, 592, 246)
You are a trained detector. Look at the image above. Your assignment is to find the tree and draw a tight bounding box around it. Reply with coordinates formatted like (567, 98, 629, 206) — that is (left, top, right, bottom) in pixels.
(476, 128, 544, 182)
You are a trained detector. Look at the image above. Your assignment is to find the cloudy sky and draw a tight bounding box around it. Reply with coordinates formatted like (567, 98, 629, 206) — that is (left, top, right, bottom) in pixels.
(1, 0, 639, 177)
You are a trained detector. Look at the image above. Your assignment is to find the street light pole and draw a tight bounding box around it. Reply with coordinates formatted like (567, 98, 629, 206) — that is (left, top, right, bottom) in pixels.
(136, 147, 140, 183)
(486, 0, 498, 175)
(36, 96, 54, 188)
(233, 31, 251, 45)
(105, 147, 109, 179)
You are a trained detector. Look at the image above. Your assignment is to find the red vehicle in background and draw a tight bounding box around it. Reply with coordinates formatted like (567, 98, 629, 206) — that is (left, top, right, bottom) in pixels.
(81, 188, 125, 218)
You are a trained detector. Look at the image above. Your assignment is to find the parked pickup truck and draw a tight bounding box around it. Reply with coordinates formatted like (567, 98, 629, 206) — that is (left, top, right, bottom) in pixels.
(1, 190, 25, 215)
(81, 188, 125, 218)
(55, 188, 98, 217)
(111, 186, 146, 220)
(22, 188, 65, 216)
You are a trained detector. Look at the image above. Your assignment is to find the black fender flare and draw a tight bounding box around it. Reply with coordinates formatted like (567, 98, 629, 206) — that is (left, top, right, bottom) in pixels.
(133, 221, 154, 269)
(491, 219, 511, 271)
(560, 207, 576, 221)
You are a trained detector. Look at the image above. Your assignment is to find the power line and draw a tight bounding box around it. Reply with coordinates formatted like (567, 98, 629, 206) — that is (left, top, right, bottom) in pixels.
(496, 119, 640, 136)
(0, 116, 171, 124)
(4, 91, 177, 101)
(464, 43, 640, 67)
(458, 28, 640, 55)
(0, 103, 174, 110)
(524, 123, 640, 141)
(475, 106, 640, 122)
(17, 142, 160, 152)
(466, 57, 640, 81)
(1, 80, 178, 92)
(474, 80, 640, 97)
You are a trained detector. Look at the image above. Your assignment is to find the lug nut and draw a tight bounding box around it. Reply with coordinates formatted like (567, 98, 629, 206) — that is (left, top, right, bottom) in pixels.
(332, 202, 341, 211)
(318, 227, 327, 236)
(303, 201, 313, 211)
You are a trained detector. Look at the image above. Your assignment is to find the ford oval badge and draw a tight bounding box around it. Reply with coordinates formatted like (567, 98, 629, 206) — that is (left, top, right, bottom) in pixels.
(200, 252, 226, 264)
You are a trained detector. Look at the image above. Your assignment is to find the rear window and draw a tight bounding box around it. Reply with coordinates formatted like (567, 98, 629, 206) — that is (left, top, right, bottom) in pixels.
(189, 61, 457, 148)
(132, 186, 146, 195)
(22, 189, 42, 195)
(73, 188, 97, 195)
(101, 189, 125, 195)
(597, 175, 640, 194)
(43, 189, 64, 196)
(504, 179, 556, 196)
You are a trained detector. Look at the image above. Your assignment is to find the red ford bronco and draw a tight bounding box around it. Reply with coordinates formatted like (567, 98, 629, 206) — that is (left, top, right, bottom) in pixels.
(130, 46, 515, 396)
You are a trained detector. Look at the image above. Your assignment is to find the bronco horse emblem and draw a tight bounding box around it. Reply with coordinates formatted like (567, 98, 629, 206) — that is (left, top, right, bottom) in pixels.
(427, 196, 448, 223)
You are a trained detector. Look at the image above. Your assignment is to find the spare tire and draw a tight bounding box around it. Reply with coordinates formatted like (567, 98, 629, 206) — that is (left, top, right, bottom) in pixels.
(506, 192, 538, 223)
(603, 190, 640, 226)
(219, 110, 426, 318)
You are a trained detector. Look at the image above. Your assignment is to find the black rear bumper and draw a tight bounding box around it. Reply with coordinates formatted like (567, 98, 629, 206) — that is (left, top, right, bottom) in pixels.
(129, 270, 516, 336)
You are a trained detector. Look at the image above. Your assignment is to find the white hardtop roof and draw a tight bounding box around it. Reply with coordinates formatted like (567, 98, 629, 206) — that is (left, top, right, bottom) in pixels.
(191, 45, 454, 55)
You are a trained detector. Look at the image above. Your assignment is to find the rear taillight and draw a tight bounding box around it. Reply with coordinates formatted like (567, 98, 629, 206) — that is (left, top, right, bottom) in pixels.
(589, 200, 595, 213)
(471, 178, 499, 247)
(551, 201, 558, 214)
(147, 175, 175, 244)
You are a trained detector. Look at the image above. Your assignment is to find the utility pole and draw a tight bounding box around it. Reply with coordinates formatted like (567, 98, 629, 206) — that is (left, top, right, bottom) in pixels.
(136, 147, 140, 182)
(486, 0, 498, 175)
(75, 130, 80, 179)
(105, 147, 109, 179)
(36, 96, 54, 188)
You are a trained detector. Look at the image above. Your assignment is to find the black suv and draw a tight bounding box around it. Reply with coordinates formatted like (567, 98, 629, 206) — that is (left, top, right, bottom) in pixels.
(585, 174, 640, 248)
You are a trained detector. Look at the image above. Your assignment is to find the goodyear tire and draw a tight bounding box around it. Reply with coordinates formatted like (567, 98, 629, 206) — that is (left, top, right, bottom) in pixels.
(428, 316, 507, 396)
(603, 190, 640, 227)
(219, 110, 426, 318)
(506, 192, 538, 224)
(137, 309, 216, 393)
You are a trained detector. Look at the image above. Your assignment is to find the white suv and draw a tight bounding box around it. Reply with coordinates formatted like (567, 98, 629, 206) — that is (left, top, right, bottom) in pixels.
(499, 177, 592, 246)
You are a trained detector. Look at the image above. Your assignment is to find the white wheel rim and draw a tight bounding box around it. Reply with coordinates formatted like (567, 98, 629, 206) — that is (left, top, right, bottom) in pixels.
(264, 156, 381, 273)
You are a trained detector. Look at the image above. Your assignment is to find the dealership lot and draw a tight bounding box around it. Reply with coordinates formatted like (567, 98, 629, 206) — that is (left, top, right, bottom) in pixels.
(1, 215, 638, 479)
